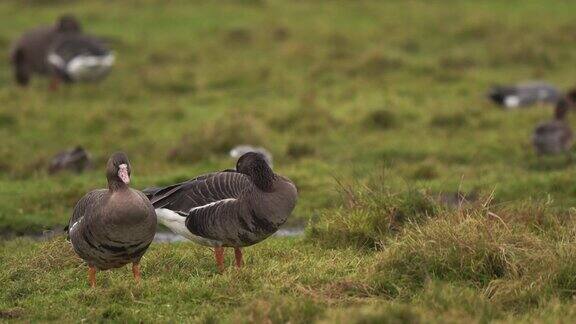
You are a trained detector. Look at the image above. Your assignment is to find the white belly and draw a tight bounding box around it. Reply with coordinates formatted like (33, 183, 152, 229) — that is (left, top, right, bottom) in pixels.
(67, 54, 115, 82)
(155, 208, 222, 247)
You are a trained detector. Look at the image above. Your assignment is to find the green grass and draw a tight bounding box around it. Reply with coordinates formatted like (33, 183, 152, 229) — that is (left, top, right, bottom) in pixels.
(3, 197, 576, 322)
(2, 0, 576, 322)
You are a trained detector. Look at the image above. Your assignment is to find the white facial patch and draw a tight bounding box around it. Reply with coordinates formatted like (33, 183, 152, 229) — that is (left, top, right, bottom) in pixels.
(118, 164, 130, 184)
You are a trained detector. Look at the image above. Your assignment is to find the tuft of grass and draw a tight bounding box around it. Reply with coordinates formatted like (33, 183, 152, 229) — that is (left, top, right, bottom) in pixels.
(232, 295, 323, 324)
(367, 208, 565, 307)
(429, 112, 469, 129)
(269, 92, 342, 136)
(169, 112, 270, 163)
(307, 184, 439, 249)
(321, 303, 423, 324)
(411, 162, 438, 180)
(348, 51, 405, 77)
(363, 109, 397, 130)
(286, 139, 316, 159)
(223, 28, 253, 46)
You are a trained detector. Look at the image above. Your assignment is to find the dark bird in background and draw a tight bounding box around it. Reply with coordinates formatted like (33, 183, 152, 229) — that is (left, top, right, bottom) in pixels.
(143, 152, 298, 273)
(67, 152, 157, 288)
(532, 94, 575, 156)
(47, 33, 114, 83)
(488, 81, 560, 109)
(9, 14, 114, 90)
(48, 146, 92, 175)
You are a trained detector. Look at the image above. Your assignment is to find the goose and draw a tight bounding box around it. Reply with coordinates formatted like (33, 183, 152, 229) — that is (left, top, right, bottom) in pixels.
(47, 33, 114, 83)
(10, 15, 114, 89)
(10, 15, 81, 88)
(48, 146, 92, 174)
(532, 97, 574, 156)
(488, 81, 560, 109)
(67, 152, 157, 287)
(143, 152, 297, 272)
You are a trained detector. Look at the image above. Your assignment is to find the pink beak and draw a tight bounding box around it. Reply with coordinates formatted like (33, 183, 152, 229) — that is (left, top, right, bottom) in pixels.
(118, 164, 130, 184)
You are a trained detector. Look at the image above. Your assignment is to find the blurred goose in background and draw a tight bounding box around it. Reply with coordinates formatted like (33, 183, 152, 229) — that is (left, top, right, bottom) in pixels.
(67, 152, 156, 288)
(48, 146, 92, 174)
(9, 14, 114, 90)
(10, 15, 81, 88)
(488, 81, 560, 109)
(47, 33, 114, 83)
(230, 145, 273, 168)
(143, 152, 297, 272)
(532, 97, 574, 156)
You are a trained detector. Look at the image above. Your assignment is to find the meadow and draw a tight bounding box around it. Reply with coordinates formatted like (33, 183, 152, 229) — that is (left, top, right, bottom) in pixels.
(2, 0, 576, 322)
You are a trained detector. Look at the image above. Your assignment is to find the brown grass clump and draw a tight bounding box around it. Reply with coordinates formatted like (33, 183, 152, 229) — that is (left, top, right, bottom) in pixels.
(285, 139, 316, 159)
(367, 208, 565, 310)
(429, 112, 468, 129)
(363, 109, 397, 130)
(307, 184, 440, 250)
(348, 51, 404, 77)
(267, 92, 341, 135)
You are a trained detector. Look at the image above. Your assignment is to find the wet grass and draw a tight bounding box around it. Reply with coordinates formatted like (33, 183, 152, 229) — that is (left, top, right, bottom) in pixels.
(2, 0, 576, 322)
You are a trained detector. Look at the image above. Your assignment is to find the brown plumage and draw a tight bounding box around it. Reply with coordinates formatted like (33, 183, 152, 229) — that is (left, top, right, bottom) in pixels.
(532, 97, 574, 156)
(48, 146, 92, 174)
(67, 152, 157, 287)
(10, 15, 81, 87)
(143, 152, 298, 272)
(10, 15, 113, 89)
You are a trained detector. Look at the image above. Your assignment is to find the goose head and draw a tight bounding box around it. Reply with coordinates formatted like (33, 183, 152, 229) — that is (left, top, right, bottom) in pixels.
(56, 14, 82, 33)
(555, 89, 576, 120)
(567, 88, 576, 106)
(236, 152, 275, 192)
(106, 152, 131, 191)
(230, 145, 273, 168)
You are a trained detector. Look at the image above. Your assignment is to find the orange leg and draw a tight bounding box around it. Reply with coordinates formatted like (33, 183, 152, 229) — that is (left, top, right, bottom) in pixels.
(88, 266, 96, 288)
(132, 262, 141, 283)
(214, 247, 225, 273)
(234, 247, 243, 268)
(49, 77, 60, 91)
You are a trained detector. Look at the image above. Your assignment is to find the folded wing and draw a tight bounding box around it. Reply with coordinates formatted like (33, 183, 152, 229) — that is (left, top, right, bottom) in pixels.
(143, 171, 252, 213)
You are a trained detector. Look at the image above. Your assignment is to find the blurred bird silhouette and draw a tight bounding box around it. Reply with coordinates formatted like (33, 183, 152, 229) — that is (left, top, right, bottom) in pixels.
(532, 95, 575, 157)
(10, 15, 114, 90)
(488, 81, 560, 109)
(48, 146, 92, 174)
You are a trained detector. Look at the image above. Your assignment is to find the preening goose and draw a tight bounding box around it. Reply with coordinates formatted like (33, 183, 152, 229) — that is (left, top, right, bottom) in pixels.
(47, 33, 114, 83)
(488, 81, 560, 109)
(10, 15, 81, 88)
(532, 97, 574, 156)
(10, 14, 113, 89)
(143, 152, 298, 272)
(48, 34, 114, 82)
(67, 152, 157, 288)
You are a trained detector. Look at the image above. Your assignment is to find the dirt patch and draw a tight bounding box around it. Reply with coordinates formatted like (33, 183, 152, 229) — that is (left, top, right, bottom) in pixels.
(0, 307, 24, 319)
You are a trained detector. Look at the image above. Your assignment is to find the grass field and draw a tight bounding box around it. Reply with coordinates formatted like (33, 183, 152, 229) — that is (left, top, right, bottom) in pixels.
(2, 0, 576, 322)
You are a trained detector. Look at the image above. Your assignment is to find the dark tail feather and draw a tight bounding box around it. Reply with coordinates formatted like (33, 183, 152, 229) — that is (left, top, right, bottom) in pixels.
(63, 224, 70, 241)
(141, 186, 163, 199)
(142, 183, 184, 208)
(12, 49, 30, 86)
